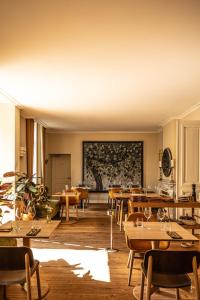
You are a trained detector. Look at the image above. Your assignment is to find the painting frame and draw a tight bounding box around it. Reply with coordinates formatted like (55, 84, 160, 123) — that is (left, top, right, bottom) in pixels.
(82, 141, 143, 192)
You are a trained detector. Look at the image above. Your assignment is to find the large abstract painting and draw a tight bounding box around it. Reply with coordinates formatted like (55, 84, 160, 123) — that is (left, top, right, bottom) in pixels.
(82, 141, 143, 192)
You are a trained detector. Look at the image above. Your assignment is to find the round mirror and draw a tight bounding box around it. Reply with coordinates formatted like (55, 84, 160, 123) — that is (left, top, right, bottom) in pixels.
(162, 148, 172, 177)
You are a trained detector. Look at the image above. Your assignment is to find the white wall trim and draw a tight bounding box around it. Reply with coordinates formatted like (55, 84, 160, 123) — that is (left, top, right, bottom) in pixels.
(160, 102, 200, 128)
(0, 89, 23, 108)
(46, 129, 160, 134)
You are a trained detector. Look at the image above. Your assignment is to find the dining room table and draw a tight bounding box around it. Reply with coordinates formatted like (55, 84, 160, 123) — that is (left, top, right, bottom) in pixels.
(123, 221, 199, 249)
(52, 191, 80, 223)
(0, 219, 60, 247)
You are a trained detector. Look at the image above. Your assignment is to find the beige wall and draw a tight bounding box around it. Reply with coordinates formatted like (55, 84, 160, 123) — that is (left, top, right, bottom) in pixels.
(46, 131, 160, 190)
(20, 116, 27, 173)
(162, 120, 177, 158)
(0, 103, 17, 176)
(15, 107, 20, 172)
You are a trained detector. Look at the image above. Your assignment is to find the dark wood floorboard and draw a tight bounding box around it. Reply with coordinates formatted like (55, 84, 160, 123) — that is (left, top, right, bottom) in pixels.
(6, 204, 200, 299)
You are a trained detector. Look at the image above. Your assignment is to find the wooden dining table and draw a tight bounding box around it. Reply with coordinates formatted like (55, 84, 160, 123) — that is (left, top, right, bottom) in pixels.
(0, 220, 60, 247)
(52, 192, 80, 223)
(123, 221, 199, 249)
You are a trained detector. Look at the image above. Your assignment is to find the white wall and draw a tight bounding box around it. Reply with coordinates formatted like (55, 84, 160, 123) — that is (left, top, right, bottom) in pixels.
(0, 103, 20, 177)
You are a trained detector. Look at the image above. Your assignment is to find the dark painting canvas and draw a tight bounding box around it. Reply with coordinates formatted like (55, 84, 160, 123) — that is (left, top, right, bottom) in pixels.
(82, 141, 143, 192)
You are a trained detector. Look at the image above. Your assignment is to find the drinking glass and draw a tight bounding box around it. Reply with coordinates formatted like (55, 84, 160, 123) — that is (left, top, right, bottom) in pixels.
(136, 217, 143, 227)
(15, 207, 23, 231)
(144, 207, 152, 229)
(157, 208, 166, 230)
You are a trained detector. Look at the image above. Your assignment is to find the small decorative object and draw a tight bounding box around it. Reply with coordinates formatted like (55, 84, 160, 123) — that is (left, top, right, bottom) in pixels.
(192, 183, 196, 202)
(170, 160, 175, 183)
(159, 164, 163, 181)
(162, 148, 173, 177)
(158, 150, 163, 181)
(46, 205, 53, 223)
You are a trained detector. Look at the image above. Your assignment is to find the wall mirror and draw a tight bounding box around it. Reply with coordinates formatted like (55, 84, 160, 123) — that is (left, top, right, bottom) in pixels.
(162, 148, 172, 177)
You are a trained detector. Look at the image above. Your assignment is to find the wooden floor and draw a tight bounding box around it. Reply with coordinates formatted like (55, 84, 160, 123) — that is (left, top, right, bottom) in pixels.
(6, 204, 200, 300)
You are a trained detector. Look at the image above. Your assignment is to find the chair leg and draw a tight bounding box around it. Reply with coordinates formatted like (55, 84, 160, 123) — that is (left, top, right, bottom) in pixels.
(176, 288, 179, 300)
(3, 285, 6, 300)
(140, 271, 145, 300)
(75, 205, 78, 220)
(192, 256, 200, 300)
(82, 200, 85, 212)
(25, 253, 32, 300)
(60, 205, 64, 220)
(128, 250, 135, 286)
(127, 250, 131, 268)
(146, 256, 152, 300)
(36, 266, 42, 300)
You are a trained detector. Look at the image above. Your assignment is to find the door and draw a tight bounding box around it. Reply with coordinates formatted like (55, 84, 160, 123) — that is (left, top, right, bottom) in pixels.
(51, 154, 71, 194)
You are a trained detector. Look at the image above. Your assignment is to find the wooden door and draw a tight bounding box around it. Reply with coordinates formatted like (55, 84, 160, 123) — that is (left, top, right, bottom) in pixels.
(51, 154, 71, 194)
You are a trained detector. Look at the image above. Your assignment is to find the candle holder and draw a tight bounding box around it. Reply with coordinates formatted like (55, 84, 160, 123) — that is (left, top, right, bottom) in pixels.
(159, 166, 163, 181)
(170, 167, 175, 183)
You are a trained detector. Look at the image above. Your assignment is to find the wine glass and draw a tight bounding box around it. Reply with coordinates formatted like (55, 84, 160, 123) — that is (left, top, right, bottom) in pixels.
(15, 207, 23, 231)
(144, 207, 152, 229)
(157, 208, 166, 230)
(145, 185, 152, 196)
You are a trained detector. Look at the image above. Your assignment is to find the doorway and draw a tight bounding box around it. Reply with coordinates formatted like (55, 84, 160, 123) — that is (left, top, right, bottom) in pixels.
(51, 154, 71, 194)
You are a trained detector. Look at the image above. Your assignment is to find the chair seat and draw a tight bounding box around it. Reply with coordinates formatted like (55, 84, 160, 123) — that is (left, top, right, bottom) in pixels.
(0, 269, 27, 285)
(0, 260, 39, 285)
(142, 263, 191, 288)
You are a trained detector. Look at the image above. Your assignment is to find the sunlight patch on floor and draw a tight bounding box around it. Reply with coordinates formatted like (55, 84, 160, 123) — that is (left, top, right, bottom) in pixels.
(32, 248, 110, 282)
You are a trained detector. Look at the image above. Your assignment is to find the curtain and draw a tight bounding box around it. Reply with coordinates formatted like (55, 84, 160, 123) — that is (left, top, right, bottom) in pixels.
(26, 119, 34, 177)
(42, 127, 46, 183)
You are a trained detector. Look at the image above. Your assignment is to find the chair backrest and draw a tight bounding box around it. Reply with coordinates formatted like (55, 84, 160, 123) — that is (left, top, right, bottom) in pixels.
(108, 188, 123, 199)
(74, 187, 88, 200)
(144, 250, 200, 274)
(0, 246, 34, 270)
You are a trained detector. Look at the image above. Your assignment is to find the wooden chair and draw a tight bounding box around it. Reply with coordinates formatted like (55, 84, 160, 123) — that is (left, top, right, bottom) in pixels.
(108, 187, 122, 209)
(60, 191, 80, 221)
(73, 187, 89, 211)
(140, 250, 200, 300)
(0, 246, 41, 300)
(125, 212, 170, 286)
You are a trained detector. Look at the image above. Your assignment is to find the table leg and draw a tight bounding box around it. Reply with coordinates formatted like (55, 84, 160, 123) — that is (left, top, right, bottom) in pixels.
(120, 200, 123, 231)
(66, 196, 69, 222)
(23, 237, 31, 247)
(64, 195, 77, 224)
(151, 241, 159, 249)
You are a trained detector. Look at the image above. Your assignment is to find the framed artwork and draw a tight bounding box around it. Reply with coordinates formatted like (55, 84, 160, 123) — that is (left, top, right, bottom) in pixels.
(82, 141, 143, 192)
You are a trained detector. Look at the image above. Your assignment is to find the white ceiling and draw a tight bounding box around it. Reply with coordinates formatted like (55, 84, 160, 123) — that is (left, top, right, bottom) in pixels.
(0, 0, 200, 131)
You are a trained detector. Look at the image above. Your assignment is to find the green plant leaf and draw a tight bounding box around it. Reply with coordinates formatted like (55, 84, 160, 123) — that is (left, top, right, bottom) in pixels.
(16, 183, 25, 192)
(28, 185, 37, 193)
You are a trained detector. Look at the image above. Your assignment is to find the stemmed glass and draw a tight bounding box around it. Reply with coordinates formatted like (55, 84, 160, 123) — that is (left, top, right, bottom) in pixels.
(15, 206, 23, 231)
(145, 185, 152, 196)
(144, 207, 152, 229)
(157, 208, 166, 230)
